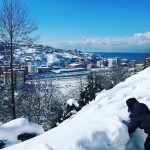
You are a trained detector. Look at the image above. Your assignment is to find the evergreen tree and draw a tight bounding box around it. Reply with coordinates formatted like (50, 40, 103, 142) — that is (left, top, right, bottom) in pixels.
(78, 72, 103, 108)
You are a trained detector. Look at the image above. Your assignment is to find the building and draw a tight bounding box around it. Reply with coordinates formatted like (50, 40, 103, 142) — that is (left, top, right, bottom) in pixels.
(108, 57, 121, 68)
(108, 58, 116, 68)
(0, 66, 6, 75)
(115, 57, 121, 67)
(96, 61, 101, 67)
(87, 64, 92, 69)
(0, 65, 10, 75)
(96, 60, 105, 67)
(76, 58, 85, 64)
(3, 70, 25, 89)
(28, 64, 38, 74)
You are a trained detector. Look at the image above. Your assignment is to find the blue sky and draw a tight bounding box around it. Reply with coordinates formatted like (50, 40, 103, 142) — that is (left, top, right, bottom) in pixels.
(25, 0, 150, 52)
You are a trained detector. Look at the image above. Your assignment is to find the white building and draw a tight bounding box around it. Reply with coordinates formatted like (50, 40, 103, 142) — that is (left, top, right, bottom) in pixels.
(28, 64, 38, 74)
(108, 57, 121, 68)
(97, 60, 105, 67)
(96, 61, 101, 67)
(108, 58, 116, 68)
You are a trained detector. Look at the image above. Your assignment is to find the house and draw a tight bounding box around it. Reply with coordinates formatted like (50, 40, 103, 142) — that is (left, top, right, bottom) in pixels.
(87, 63, 96, 69)
(76, 58, 85, 64)
(108, 58, 116, 68)
(0, 65, 10, 75)
(28, 64, 38, 74)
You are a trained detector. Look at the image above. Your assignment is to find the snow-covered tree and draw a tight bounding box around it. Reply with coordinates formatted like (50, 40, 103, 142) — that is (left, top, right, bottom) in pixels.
(16, 80, 63, 130)
(61, 99, 80, 121)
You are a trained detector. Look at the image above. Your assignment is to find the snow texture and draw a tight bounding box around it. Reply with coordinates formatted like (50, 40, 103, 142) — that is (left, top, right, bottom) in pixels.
(4, 67, 150, 150)
(30, 144, 53, 150)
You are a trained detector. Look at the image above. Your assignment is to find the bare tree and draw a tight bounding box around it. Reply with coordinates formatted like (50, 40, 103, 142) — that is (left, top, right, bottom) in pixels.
(0, 0, 38, 119)
(111, 66, 128, 85)
(143, 51, 150, 69)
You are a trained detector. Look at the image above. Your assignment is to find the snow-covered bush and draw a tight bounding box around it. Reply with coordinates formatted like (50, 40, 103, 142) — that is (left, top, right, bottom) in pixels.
(0, 140, 5, 149)
(0, 118, 44, 148)
(17, 133, 37, 141)
(61, 99, 80, 121)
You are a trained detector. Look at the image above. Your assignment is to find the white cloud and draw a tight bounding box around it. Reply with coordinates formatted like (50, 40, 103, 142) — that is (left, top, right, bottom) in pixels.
(39, 31, 150, 51)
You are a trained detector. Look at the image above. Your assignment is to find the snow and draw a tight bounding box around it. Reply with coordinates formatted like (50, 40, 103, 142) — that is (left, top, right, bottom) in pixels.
(30, 144, 53, 150)
(0, 118, 44, 147)
(51, 68, 85, 74)
(4, 67, 150, 150)
(46, 54, 60, 65)
(25, 48, 36, 54)
(0, 56, 4, 59)
(67, 99, 79, 107)
(57, 52, 79, 59)
(69, 63, 81, 66)
(46, 54, 54, 64)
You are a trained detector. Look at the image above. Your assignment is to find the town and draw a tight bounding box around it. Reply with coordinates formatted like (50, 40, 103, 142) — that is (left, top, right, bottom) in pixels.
(0, 42, 150, 89)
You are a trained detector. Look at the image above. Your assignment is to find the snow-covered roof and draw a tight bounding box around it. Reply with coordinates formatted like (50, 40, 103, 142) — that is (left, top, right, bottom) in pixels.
(51, 68, 85, 74)
(0, 56, 4, 59)
(4, 67, 150, 150)
(69, 63, 82, 66)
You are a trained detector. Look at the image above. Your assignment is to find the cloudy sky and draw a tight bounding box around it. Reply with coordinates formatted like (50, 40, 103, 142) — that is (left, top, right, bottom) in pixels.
(25, 0, 150, 52)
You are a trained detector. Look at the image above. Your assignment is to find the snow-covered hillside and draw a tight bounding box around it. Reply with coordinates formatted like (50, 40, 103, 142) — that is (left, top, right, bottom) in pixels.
(4, 67, 150, 150)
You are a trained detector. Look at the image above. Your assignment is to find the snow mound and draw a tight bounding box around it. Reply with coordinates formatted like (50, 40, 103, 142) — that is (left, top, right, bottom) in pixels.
(0, 118, 44, 147)
(4, 67, 150, 150)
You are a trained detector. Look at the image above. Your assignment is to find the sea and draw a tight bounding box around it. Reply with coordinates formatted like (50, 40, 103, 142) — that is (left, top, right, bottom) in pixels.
(94, 52, 147, 62)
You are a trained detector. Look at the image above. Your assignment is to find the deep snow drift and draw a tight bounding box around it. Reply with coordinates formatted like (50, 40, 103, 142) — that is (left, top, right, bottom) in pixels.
(4, 67, 150, 150)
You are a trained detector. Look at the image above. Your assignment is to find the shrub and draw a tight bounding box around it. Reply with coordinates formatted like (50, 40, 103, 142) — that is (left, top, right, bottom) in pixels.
(17, 133, 37, 141)
(0, 140, 5, 149)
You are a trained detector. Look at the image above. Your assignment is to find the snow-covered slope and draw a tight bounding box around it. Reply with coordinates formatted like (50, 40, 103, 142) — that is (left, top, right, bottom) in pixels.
(4, 67, 150, 150)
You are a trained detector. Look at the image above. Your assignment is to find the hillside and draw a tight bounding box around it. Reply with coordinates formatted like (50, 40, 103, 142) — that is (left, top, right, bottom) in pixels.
(4, 67, 150, 150)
